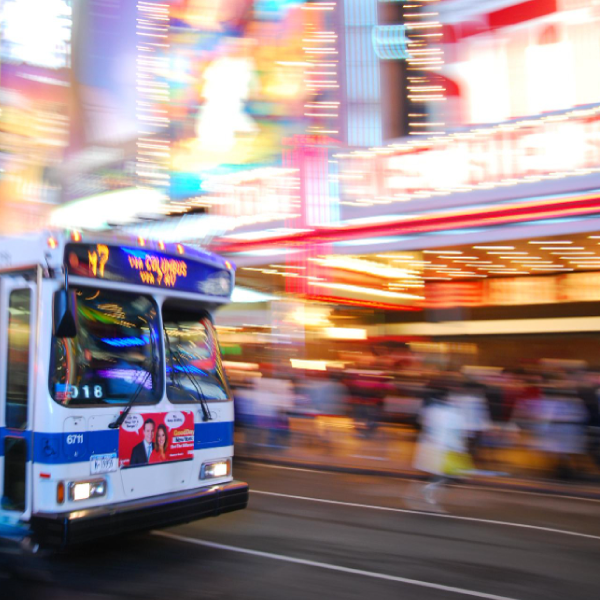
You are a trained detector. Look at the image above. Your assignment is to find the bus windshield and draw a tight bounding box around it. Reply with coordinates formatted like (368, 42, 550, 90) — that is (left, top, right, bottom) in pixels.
(163, 307, 229, 403)
(50, 288, 161, 406)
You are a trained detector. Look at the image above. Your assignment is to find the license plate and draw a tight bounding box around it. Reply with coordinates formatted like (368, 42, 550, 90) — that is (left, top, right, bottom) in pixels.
(90, 453, 118, 475)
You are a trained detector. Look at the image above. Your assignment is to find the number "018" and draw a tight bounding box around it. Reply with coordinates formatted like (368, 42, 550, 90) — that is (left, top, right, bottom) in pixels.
(69, 385, 103, 399)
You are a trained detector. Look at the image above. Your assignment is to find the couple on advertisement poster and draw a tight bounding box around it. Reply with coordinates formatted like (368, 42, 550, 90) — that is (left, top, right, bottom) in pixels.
(119, 411, 195, 468)
(130, 419, 169, 465)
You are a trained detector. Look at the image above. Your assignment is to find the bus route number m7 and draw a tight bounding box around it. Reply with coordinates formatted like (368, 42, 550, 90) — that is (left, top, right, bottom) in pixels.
(88, 244, 110, 278)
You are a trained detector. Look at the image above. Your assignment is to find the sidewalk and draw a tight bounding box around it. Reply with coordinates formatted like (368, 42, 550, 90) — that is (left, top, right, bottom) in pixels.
(235, 415, 600, 500)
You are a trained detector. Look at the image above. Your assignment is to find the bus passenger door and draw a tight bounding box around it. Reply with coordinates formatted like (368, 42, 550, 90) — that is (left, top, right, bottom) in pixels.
(0, 275, 38, 525)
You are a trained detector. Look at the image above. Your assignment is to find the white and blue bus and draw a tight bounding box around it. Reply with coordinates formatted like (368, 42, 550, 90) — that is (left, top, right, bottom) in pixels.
(0, 230, 248, 549)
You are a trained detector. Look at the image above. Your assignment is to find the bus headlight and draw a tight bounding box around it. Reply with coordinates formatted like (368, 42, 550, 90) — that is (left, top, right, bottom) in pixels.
(68, 479, 107, 501)
(201, 459, 231, 480)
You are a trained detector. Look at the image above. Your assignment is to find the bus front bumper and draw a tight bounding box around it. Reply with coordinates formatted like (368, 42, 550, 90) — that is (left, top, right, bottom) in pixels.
(30, 480, 249, 549)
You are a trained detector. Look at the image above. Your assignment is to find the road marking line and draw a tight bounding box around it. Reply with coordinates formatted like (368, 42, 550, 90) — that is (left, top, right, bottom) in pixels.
(252, 490, 600, 541)
(247, 462, 600, 503)
(247, 462, 332, 474)
(455, 484, 600, 504)
(153, 530, 522, 600)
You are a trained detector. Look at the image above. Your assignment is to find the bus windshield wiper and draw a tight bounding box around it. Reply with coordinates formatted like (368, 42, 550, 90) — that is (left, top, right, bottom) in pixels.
(164, 325, 212, 422)
(109, 321, 156, 430)
(108, 370, 151, 429)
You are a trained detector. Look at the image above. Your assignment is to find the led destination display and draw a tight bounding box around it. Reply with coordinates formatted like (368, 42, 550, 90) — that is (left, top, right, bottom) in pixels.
(65, 243, 232, 296)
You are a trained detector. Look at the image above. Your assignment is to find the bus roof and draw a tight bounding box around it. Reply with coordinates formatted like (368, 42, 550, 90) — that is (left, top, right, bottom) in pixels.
(0, 230, 233, 269)
(0, 230, 235, 300)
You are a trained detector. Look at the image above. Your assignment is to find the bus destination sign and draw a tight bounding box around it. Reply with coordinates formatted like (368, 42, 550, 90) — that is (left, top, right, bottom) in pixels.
(65, 243, 232, 296)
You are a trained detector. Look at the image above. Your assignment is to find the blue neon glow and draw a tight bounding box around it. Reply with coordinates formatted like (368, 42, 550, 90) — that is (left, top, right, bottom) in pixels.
(167, 365, 205, 376)
(101, 336, 148, 347)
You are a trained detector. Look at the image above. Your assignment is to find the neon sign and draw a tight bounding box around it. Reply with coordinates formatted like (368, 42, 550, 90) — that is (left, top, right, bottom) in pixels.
(339, 104, 600, 210)
(66, 243, 232, 296)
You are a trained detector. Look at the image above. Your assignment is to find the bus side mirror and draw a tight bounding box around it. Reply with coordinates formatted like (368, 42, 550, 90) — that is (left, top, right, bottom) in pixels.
(53, 289, 77, 338)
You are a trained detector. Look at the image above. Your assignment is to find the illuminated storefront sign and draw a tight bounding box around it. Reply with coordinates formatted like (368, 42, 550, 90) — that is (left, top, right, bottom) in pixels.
(425, 270, 600, 309)
(339, 104, 600, 206)
(66, 243, 232, 296)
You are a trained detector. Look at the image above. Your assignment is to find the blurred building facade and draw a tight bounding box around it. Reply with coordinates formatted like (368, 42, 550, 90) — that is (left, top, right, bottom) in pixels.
(0, 0, 71, 232)
(213, 0, 600, 372)
(5, 1, 600, 370)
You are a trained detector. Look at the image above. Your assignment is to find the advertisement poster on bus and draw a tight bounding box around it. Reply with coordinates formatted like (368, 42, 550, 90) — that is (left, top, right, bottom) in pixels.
(118, 411, 195, 468)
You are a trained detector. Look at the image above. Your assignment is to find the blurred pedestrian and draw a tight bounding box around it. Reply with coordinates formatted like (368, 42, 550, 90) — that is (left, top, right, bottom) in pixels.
(576, 369, 600, 468)
(537, 383, 588, 480)
(411, 378, 471, 510)
(347, 371, 389, 438)
(481, 370, 512, 467)
(451, 379, 491, 469)
(483, 370, 505, 424)
(308, 370, 348, 447)
(233, 379, 260, 452)
(253, 365, 294, 449)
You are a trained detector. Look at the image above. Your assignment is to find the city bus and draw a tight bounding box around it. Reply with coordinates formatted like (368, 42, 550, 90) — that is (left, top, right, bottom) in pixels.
(0, 230, 248, 549)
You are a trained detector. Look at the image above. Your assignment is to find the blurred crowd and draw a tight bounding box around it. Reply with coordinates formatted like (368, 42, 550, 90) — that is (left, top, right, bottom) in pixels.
(232, 361, 600, 483)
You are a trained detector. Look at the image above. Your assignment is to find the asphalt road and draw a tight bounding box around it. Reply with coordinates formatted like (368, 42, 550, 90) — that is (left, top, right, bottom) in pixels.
(4, 462, 600, 600)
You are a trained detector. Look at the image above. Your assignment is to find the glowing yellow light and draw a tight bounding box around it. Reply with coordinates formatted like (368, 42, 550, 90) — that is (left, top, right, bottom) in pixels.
(308, 281, 423, 300)
(313, 256, 419, 279)
(290, 359, 328, 371)
(473, 246, 514, 250)
(324, 328, 367, 340)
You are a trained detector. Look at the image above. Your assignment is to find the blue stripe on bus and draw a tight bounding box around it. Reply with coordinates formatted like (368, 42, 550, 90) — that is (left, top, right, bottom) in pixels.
(0, 422, 234, 464)
(194, 421, 234, 450)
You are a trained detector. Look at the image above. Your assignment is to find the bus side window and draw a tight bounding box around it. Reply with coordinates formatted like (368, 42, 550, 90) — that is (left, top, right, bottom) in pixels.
(6, 289, 31, 430)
